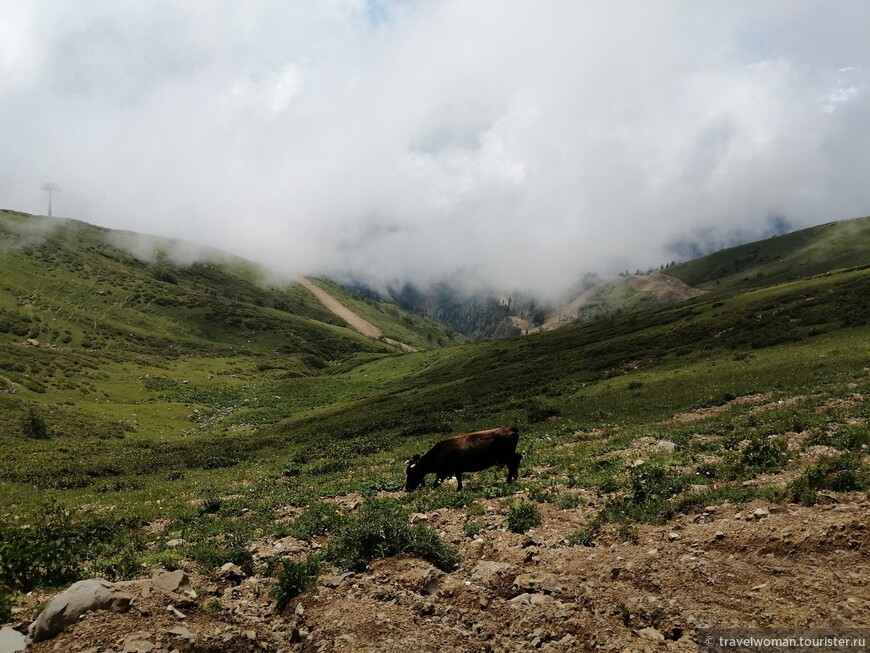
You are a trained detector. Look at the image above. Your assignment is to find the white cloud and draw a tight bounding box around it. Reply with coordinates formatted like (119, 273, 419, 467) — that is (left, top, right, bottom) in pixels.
(1, 1, 869, 295)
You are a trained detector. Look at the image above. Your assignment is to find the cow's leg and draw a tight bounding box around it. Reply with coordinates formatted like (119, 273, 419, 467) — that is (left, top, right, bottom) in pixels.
(455, 472, 463, 491)
(507, 453, 522, 482)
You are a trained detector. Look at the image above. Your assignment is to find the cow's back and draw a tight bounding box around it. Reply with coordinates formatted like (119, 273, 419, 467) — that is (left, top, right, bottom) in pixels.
(435, 427, 518, 473)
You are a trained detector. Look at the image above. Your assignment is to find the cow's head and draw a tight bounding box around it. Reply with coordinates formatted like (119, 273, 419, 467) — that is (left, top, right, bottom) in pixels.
(405, 454, 425, 491)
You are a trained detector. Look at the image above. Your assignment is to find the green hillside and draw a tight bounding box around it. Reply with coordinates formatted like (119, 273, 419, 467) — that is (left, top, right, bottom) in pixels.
(668, 215, 870, 291)
(308, 278, 464, 350)
(0, 210, 467, 492)
(1, 208, 868, 609)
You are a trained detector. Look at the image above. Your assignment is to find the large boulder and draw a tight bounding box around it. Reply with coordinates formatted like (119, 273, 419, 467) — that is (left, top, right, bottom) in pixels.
(29, 578, 135, 642)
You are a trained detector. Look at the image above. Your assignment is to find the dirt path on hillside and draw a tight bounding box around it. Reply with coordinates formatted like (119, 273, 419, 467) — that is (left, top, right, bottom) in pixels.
(629, 271, 707, 303)
(297, 278, 417, 352)
(541, 285, 603, 331)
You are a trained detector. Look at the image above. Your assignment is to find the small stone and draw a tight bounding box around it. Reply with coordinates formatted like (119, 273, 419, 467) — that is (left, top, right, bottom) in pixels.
(656, 440, 677, 452)
(219, 563, 245, 579)
(243, 630, 257, 641)
(510, 593, 532, 604)
(668, 532, 681, 542)
(165, 539, 185, 548)
(167, 626, 190, 640)
(637, 627, 665, 641)
(165, 605, 186, 619)
(753, 508, 770, 520)
(410, 513, 428, 524)
(714, 531, 725, 540)
(529, 593, 554, 605)
(295, 602, 305, 617)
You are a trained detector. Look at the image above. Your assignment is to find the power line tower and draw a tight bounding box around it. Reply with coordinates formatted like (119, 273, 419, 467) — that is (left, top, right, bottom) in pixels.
(42, 183, 59, 217)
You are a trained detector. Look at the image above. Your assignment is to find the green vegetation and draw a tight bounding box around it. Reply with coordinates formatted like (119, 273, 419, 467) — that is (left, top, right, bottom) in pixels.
(669, 215, 870, 292)
(1, 208, 868, 601)
(322, 498, 459, 573)
(505, 498, 542, 533)
(271, 556, 321, 611)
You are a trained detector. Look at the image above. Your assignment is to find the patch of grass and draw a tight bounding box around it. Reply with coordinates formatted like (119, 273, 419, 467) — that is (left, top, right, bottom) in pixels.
(288, 502, 345, 541)
(463, 519, 485, 538)
(271, 555, 321, 612)
(617, 523, 639, 543)
(505, 499, 541, 533)
(788, 455, 870, 506)
(0, 502, 144, 591)
(323, 498, 458, 572)
(568, 514, 605, 547)
(727, 436, 789, 479)
(187, 532, 254, 571)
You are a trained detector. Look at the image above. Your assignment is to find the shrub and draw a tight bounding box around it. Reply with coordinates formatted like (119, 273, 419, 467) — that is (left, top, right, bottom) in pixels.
(20, 408, 50, 439)
(271, 556, 321, 612)
(463, 519, 485, 538)
(0, 585, 13, 623)
(188, 534, 253, 571)
(739, 436, 788, 474)
(198, 497, 223, 516)
(505, 499, 541, 534)
(617, 523, 639, 543)
(788, 455, 870, 506)
(627, 463, 686, 505)
(568, 513, 604, 547)
(323, 498, 458, 572)
(0, 503, 142, 591)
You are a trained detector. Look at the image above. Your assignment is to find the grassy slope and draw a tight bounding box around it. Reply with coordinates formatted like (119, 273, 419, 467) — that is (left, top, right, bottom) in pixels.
(308, 278, 465, 350)
(0, 210, 465, 498)
(0, 210, 868, 593)
(668, 214, 870, 291)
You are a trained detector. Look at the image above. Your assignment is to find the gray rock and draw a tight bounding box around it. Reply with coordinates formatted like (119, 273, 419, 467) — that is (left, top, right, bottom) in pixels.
(29, 578, 135, 642)
(167, 626, 191, 640)
(0, 626, 29, 653)
(150, 569, 195, 597)
(513, 573, 563, 596)
(656, 440, 677, 452)
(218, 563, 245, 581)
(637, 627, 665, 641)
(470, 561, 513, 587)
(122, 640, 154, 653)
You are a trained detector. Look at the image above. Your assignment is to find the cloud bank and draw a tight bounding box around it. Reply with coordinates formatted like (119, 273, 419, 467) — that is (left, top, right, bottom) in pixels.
(1, 1, 869, 295)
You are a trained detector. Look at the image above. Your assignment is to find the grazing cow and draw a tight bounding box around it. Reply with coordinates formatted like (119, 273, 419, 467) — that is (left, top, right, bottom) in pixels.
(405, 426, 521, 491)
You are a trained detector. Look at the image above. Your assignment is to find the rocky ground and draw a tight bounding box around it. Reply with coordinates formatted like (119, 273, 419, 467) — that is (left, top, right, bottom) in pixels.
(7, 489, 868, 653)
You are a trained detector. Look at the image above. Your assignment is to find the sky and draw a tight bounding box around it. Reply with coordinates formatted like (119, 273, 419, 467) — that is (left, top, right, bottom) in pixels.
(1, 1, 869, 296)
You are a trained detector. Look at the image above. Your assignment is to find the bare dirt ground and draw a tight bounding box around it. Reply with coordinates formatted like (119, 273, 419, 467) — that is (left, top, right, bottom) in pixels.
(17, 486, 869, 653)
(530, 273, 706, 334)
(296, 278, 417, 352)
(540, 286, 604, 332)
(627, 273, 707, 304)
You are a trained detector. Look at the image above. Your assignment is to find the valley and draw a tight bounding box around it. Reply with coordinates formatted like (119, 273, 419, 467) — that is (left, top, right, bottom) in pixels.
(0, 209, 868, 651)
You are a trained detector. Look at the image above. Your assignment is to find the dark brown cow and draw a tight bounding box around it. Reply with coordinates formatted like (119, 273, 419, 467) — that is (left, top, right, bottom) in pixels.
(405, 426, 521, 491)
